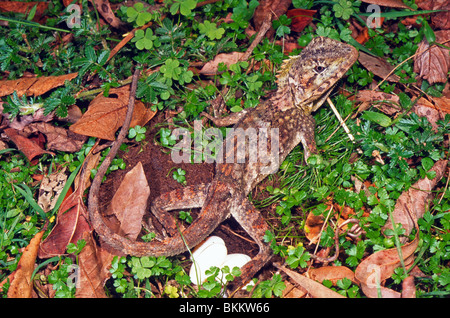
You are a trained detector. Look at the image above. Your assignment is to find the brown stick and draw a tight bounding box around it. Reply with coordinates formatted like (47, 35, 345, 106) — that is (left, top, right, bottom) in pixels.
(88, 68, 140, 234)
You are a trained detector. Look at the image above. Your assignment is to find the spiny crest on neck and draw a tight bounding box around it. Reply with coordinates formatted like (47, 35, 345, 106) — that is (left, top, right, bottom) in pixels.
(275, 54, 301, 88)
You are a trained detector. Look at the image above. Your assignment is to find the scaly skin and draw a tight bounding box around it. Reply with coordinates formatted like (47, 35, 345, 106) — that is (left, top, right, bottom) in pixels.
(88, 37, 359, 286)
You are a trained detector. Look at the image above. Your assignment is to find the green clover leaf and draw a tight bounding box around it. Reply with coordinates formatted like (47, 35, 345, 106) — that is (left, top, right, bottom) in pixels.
(170, 0, 197, 16)
(160, 58, 182, 81)
(132, 29, 158, 50)
(126, 3, 152, 26)
(198, 20, 225, 40)
(333, 0, 354, 20)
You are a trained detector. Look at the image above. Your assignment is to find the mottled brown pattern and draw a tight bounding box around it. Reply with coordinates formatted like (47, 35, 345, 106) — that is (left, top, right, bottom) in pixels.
(90, 37, 358, 287)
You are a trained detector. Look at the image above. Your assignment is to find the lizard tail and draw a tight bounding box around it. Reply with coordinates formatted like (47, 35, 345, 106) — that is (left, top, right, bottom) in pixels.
(89, 180, 228, 257)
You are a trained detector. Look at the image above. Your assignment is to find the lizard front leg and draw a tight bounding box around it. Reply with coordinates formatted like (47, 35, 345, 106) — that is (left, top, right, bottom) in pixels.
(149, 183, 210, 238)
(201, 109, 250, 127)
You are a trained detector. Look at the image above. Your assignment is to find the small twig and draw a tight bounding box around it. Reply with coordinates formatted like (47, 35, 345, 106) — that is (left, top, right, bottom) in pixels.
(326, 97, 354, 142)
(88, 67, 140, 245)
(240, 14, 273, 62)
(326, 97, 363, 155)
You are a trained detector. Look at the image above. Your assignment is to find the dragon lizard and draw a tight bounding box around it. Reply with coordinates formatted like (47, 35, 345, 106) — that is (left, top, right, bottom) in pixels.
(88, 36, 358, 287)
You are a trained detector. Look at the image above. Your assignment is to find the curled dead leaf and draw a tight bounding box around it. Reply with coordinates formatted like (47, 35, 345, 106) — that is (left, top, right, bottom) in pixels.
(0, 1, 48, 21)
(276, 264, 346, 298)
(416, 0, 450, 29)
(356, 160, 447, 298)
(199, 52, 245, 76)
(286, 9, 316, 33)
(414, 30, 450, 85)
(25, 122, 87, 153)
(75, 232, 115, 298)
(355, 231, 419, 298)
(308, 266, 359, 286)
(382, 159, 448, 238)
(3, 127, 54, 162)
(358, 51, 400, 83)
(0, 73, 78, 97)
(7, 230, 44, 298)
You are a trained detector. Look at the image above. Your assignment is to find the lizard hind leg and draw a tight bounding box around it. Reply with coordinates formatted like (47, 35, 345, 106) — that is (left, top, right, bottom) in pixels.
(229, 197, 272, 289)
(149, 183, 210, 239)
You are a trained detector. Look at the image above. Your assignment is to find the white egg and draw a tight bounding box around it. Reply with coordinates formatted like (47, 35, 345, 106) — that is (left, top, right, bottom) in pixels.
(221, 253, 251, 269)
(189, 236, 227, 285)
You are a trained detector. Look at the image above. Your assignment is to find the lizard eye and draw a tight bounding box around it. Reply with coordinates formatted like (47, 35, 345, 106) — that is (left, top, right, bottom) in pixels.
(314, 65, 326, 73)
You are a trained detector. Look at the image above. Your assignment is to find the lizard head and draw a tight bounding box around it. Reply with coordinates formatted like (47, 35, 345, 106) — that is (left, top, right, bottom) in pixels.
(276, 37, 358, 114)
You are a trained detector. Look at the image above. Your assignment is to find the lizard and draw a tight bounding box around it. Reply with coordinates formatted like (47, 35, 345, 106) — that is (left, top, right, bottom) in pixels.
(88, 36, 358, 287)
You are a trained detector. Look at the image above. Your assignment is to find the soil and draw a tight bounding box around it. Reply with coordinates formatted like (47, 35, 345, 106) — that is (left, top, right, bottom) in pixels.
(97, 112, 261, 258)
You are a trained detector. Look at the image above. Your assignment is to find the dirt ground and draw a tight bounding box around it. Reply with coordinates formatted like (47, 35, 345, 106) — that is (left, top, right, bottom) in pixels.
(98, 113, 261, 258)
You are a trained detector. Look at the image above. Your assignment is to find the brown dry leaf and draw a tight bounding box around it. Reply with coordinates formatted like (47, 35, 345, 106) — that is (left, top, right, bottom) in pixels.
(69, 86, 156, 140)
(355, 231, 419, 298)
(252, 0, 291, 35)
(412, 99, 443, 131)
(38, 186, 91, 258)
(0, 1, 47, 21)
(359, 0, 412, 9)
(354, 90, 401, 115)
(74, 143, 101, 191)
(105, 162, 150, 240)
(358, 51, 400, 83)
(7, 108, 54, 131)
(304, 212, 324, 244)
(25, 122, 87, 153)
(90, 0, 123, 28)
(38, 150, 99, 258)
(416, 0, 450, 29)
(282, 281, 307, 298)
(414, 30, 450, 85)
(417, 95, 450, 116)
(75, 232, 115, 298)
(356, 160, 447, 298)
(401, 276, 416, 298)
(286, 9, 316, 33)
(199, 52, 245, 76)
(276, 264, 346, 298)
(3, 127, 54, 162)
(308, 266, 359, 286)
(0, 73, 78, 97)
(7, 230, 44, 298)
(382, 159, 448, 238)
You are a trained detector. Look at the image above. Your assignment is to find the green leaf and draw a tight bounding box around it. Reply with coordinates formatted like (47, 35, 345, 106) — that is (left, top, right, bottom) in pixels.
(333, 0, 354, 20)
(85, 45, 96, 62)
(361, 111, 392, 127)
(132, 29, 157, 50)
(97, 50, 110, 65)
(160, 58, 182, 80)
(422, 20, 436, 43)
(170, 0, 197, 16)
(421, 157, 434, 171)
(198, 21, 225, 40)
